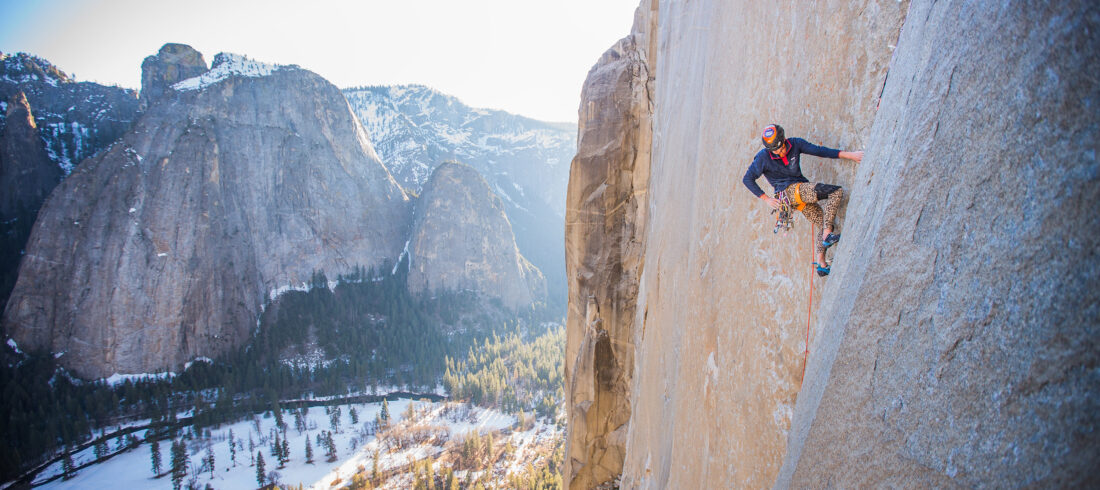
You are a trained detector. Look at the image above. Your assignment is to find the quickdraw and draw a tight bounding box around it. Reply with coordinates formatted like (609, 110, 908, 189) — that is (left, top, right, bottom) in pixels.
(772, 199, 793, 234)
(771, 183, 805, 234)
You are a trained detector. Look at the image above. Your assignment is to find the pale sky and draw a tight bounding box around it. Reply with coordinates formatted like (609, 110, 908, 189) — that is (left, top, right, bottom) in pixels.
(0, 0, 640, 123)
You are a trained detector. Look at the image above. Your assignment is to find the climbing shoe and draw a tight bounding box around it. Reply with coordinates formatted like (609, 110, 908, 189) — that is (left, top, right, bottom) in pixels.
(822, 233, 841, 249)
(813, 262, 830, 277)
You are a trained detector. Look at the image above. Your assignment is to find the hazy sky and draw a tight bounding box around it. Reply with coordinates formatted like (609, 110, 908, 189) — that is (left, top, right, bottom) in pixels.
(0, 0, 640, 122)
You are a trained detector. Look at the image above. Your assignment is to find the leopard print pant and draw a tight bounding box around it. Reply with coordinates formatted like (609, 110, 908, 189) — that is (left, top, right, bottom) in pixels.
(782, 183, 844, 256)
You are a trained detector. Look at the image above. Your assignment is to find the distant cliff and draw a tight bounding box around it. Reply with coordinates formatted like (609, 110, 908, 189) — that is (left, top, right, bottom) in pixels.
(0, 91, 58, 218)
(4, 46, 410, 379)
(344, 85, 574, 301)
(565, 1, 1099, 488)
(0, 52, 140, 317)
(3, 44, 548, 380)
(408, 162, 545, 309)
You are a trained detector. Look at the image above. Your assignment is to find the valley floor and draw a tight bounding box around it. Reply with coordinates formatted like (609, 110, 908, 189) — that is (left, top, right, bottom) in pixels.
(31, 397, 562, 489)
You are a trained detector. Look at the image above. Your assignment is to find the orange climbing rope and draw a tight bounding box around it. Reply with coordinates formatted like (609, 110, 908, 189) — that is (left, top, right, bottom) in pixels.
(801, 223, 814, 382)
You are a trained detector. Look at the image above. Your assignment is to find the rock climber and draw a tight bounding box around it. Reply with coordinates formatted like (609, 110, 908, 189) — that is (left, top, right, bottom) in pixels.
(743, 124, 863, 276)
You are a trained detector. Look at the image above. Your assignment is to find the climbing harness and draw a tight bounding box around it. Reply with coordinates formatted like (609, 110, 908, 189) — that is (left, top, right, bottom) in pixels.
(788, 183, 807, 211)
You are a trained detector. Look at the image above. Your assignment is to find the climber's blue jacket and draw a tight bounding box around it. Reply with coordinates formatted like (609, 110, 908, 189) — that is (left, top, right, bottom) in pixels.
(742, 137, 841, 197)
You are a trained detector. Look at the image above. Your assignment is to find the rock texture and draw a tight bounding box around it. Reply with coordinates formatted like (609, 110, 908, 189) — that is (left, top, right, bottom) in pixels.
(407, 162, 544, 309)
(0, 52, 140, 320)
(566, 0, 1099, 488)
(3, 46, 409, 379)
(562, 5, 655, 487)
(139, 44, 207, 110)
(344, 85, 575, 300)
(779, 2, 1100, 487)
(0, 92, 59, 218)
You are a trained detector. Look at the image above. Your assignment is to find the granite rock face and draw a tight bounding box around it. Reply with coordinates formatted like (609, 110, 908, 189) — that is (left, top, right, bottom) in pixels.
(407, 162, 544, 309)
(566, 0, 1098, 487)
(0, 92, 59, 218)
(3, 46, 409, 378)
(0, 52, 140, 321)
(139, 43, 207, 110)
(562, 5, 655, 488)
(344, 85, 575, 301)
(344, 85, 574, 209)
(779, 1, 1100, 487)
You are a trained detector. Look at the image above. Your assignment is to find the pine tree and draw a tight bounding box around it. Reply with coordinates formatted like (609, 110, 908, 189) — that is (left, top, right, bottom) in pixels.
(371, 450, 381, 483)
(349, 407, 359, 424)
(61, 448, 76, 480)
(425, 455, 435, 489)
(170, 440, 187, 490)
(324, 431, 338, 462)
(330, 407, 341, 432)
(229, 429, 237, 466)
(151, 439, 163, 476)
(272, 401, 285, 429)
(94, 439, 108, 459)
(281, 435, 290, 465)
(304, 438, 314, 464)
(294, 410, 306, 434)
(205, 445, 214, 478)
(255, 452, 266, 487)
(445, 468, 458, 490)
(380, 400, 390, 426)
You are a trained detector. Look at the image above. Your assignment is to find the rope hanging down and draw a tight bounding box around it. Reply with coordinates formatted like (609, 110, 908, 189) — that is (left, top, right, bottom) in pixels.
(802, 223, 814, 382)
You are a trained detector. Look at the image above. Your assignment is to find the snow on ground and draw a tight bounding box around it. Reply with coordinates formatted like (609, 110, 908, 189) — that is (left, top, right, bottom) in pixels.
(308, 401, 519, 489)
(266, 278, 339, 303)
(101, 371, 175, 386)
(500, 420, 558, 477)
(34, 398, 521, 490)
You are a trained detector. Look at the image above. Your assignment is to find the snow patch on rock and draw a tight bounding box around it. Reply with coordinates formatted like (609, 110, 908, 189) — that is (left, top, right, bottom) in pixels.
(173, 53, 284, 91)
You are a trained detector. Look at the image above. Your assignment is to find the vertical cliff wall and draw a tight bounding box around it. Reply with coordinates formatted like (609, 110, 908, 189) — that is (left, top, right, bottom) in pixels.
(408, 162, 545, 309)
(4, 49, 410, 379)
(0, 92, 59, 219)
(566, 0, 1099, 487)
(779, 2, 1100, 487)
(563, 4, 656, 487)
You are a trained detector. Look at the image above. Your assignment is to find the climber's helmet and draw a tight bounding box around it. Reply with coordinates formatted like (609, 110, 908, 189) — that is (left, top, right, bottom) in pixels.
(762, 124, 786, 152)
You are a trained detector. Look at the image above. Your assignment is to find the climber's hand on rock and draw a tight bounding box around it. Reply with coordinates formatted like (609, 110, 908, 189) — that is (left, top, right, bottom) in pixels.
(760, 195, 781, 209)
(841, 150, 864, 162)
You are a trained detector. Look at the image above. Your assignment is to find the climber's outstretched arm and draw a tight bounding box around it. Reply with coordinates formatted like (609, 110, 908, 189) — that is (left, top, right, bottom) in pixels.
(838, 150, 863, 162)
